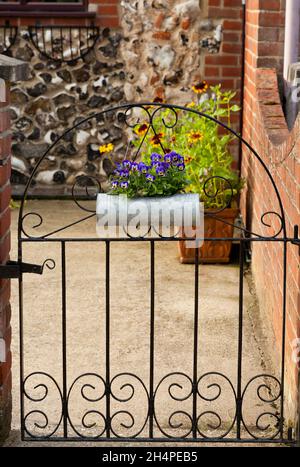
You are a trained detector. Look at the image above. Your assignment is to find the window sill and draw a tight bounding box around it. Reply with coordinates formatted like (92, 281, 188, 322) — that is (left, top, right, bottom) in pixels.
(0, 11, 96, 19)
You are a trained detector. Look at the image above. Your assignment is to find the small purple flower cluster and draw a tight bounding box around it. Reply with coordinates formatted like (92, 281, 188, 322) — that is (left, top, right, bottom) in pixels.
(109, 151, 187, 197)
(110, 151, 185, 191)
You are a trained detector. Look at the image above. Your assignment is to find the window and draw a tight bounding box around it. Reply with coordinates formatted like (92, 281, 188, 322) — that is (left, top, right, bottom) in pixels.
(0, 0, 88, 13)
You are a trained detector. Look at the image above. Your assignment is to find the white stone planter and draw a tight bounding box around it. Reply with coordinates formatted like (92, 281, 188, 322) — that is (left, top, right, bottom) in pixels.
(96, 193, 203, 242)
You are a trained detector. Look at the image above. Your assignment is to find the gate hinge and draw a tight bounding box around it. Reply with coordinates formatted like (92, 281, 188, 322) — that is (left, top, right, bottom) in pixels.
(0, 260, 44, 279)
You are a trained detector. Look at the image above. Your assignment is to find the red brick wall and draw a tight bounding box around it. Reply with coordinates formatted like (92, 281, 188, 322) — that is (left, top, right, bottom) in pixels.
(241, 0, 300, 425)
(0, 79, 12, 443)
(90, 0, 120, 28)
(205, 0, 244, 161)
(206, 0, 243, 95)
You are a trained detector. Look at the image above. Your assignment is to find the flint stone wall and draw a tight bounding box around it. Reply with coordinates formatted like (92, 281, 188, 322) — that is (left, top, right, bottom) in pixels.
(8, 27, 126, 196)
(120, 0, 221, 103)
(3, 0, 225, 195)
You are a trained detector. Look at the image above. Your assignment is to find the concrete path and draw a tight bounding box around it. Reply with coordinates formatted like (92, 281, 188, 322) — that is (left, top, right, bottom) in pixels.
(4, 201, 279, 447)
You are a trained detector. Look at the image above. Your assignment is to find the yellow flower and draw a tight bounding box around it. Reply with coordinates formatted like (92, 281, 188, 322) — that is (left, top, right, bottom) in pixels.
(184, 156, 193, 164)
(150, 132, 164, 147)
(135, 123, 149, 135)
(99, 143, 114, 154)
(187, 131, 204, 144)
(187, 102, 196, 108)
(192, 80, 208, 94)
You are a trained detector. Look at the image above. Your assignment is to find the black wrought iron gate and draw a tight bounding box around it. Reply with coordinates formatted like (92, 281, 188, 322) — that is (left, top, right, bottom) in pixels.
(6, 103, 300, 444)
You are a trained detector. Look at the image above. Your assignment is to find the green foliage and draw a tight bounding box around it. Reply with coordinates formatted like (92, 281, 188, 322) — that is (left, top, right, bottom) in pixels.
(9, 199, 21, 210)
(132, 84, 244, 208)
(109, 154, 188, 198)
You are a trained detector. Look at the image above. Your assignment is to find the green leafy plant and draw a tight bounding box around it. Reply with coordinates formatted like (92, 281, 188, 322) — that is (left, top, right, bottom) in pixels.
(132, 83, 244, 209)
(109, 152, 188, 198)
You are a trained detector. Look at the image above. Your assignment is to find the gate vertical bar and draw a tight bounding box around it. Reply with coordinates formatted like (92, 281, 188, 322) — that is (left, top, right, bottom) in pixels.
(19, 245, 25, 439)
(236, 240, 244, 439)
(192, 247, 199, 438)
(149, 240, 155, 438)
(280, 242, 288, 437)
(105, 240, 111, 437)
(61, 241, 68, 437)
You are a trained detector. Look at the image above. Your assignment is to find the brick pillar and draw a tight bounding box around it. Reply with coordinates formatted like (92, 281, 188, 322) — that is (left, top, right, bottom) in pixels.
(0, 55, 28, 444)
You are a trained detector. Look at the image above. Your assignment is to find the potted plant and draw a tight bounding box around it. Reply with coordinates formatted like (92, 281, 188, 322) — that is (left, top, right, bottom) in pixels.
(96, 152, 202, 240)
(131, 83, 244, 263)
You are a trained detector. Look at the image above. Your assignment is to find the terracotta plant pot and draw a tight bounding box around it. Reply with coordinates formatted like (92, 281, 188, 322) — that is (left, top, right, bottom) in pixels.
(178, 207, 239, 264)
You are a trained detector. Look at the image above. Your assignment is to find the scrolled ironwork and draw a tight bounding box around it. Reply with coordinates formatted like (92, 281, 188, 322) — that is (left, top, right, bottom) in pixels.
(153, 372, 193, 438)
(110, 411, 137, 437)
(123, 105, 152, 130)
(197, 411, 222, 433)
(241, 374, 282, 439)
(121, 224, 152, 240)
(260, 211, 284, 239)
(167, 410, 193, 435)
(20, 175, 101, 239)
(71, 174, 103, 214)
(202, 176, 234, 214)
(81, 411, 107, 434)
(110, 373, 149, 438)
(124, 104, 172, 160)
(67, 373, 107, 438)
(21, 371, 288, 441)
(23, 372, 63, 438)
(41, 258, 56, 273)
(196, 372, 237, 438)
(151, 105, 179, 130)
(20, 212, 44, 239)
(150, 225, 181, 240)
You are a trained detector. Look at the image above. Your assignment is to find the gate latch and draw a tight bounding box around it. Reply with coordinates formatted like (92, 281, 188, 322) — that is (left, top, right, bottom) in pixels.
(292, 226, 300, 255)
(0, 260, 44, 279)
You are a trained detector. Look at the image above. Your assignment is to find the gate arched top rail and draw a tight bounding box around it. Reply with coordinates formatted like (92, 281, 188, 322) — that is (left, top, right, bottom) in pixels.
(17, 102, 287, 241)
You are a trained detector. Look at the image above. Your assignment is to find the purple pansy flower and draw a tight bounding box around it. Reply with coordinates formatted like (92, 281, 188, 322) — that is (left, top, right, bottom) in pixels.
(146, 174, 156, 182)
(111, 180, 118, 188)
(156, 164, 166, 176)
(150, 153, 162, 162)
(168, 151, 182, 164)
(138, 162, 149, 174)
(120, 180, 129, 189)
(177, 163, 185, 171)
(122, 160, 132, 169)
(119, 169, 129, 178)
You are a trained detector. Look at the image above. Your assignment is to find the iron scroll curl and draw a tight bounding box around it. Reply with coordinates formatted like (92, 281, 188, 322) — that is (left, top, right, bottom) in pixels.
(241, 374, 282, 439)
(23, 372, 64, 438)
